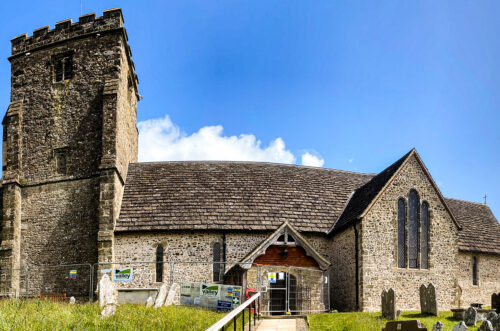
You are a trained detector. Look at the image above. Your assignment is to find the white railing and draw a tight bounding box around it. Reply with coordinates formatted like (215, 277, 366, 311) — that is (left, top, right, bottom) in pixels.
(206, 292, 261, 331)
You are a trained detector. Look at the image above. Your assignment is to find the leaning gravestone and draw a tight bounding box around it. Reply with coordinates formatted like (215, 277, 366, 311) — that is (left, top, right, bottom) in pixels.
(99, 274, 118, 318)
(146, 296, 154, 307)
(382, 288, 396, 319)
(478, 320, 494, 331)
(420, 283, 438, 316)
(69, 297, 76, 305)
(452, 321, 468, 331)
(154, 283, 169, 308)
(432, 321, 444, 331)
(493, 293, 500, 314)
(165, 283, 180, 306)
(464, 307, 477, 326)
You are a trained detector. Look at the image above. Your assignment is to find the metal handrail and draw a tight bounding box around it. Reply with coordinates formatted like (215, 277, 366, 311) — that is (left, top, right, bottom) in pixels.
(206, 292, 261, 331)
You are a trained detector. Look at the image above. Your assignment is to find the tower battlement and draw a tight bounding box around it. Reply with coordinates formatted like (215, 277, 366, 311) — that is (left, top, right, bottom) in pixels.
(10, 8, 138, 95)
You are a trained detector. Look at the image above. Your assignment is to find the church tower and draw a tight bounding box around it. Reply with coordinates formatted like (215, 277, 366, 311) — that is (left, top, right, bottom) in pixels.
(0, 9, 138, 296)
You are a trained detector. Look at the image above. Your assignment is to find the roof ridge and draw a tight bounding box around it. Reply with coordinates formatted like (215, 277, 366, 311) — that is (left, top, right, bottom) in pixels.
(130, 160, 376, 176)
(445, 196, 487, 206)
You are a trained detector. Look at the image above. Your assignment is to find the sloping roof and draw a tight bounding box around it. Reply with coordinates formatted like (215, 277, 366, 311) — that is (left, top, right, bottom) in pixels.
(328, 150, 413, 233)
(116, 161, 374, 233)
(445, 198, 500, 255)
(328, 149, 461, 234)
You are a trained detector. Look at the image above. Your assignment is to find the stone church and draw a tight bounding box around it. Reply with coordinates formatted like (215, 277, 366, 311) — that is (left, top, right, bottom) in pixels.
(1, 9, 499, 312)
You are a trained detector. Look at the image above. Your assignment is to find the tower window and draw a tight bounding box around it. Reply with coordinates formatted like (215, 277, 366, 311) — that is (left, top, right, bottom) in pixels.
(156, 245, 164, 283)
(52, 52, 74, 82)
(54, 148, 68, 175)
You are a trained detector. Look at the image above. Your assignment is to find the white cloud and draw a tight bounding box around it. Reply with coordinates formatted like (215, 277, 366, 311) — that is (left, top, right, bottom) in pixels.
(138, 115, 304, 164)
(301, 152, 325, 167)
(348, 158, 354, 163)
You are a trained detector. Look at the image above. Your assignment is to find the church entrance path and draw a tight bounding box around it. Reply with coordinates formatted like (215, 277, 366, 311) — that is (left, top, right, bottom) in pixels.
(255, 318, 307, 331)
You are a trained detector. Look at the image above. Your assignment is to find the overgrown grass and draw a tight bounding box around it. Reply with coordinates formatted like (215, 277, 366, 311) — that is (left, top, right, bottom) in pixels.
(308, 311, 481, 331)
(0, 300, 226, 330)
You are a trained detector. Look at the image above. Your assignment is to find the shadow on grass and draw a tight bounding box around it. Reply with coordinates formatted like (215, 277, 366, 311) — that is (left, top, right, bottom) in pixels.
(403, 313, 436, 318)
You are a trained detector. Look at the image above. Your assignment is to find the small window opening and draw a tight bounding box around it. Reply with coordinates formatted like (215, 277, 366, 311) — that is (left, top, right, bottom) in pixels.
(472, 256, 478, 286)
(54, 149, 67, 175)
(277, 234, 285, 244)
(54, 56, 73, 82)
(287, 235, 295, 244)
(156, 245, 164, 282)
(213, 243, 222, 282)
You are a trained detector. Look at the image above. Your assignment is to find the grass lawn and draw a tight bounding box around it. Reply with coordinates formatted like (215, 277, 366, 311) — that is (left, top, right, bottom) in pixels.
(0, 299, 236, 330)
(308, 311, 481, 331)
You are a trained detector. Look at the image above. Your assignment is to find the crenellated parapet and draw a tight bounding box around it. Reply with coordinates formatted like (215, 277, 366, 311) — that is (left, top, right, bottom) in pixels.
(11, 8, 123, 55)
(9, 8, 137, 89)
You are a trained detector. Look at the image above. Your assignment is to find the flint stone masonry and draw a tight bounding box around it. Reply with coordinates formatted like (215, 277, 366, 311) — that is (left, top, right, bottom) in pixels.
(381, 288, 396, 319)
(420, 283, 438, 316)
(465, 307, 478, 326)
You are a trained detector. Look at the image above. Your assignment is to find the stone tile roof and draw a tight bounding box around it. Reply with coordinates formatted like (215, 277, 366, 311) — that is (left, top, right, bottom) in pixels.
(329, 150, 412, 233)
(116, 157, 500, 255)
(116, 161, 374, 232)
(445, 198, 500, 255)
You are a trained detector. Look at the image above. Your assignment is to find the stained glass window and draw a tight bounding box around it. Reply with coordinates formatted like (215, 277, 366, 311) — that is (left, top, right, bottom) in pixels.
(421, 202, 429, 269)
(397, 199, 407, 268)
(408, 190, 420, 268)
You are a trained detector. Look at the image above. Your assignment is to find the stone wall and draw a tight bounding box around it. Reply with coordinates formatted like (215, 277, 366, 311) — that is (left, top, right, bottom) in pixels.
(328, 226, 358, 311)
(1, 9, 139, 295)
(360, 155, 460, 311)
(455, 252, 500, 308)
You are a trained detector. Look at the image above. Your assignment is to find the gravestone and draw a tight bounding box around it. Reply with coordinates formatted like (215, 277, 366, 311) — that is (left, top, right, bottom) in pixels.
(154, 284, 169, 308)
(420, 283, 438, 316)
(489, 313, 500, 331)
(146, 296, 154, 307)
(453, 280, 463, 309)
(382, 288, 396, 319)
(493, 293, 500, 314)
(464, 307, 477, 326)
(99, 274, 117, 318)
(478, 320, 494, 331)
(165, 283, 180, 306)
(432, 321, 444, 331)
(382, 320, 426, 331)
(69, 297, 76, 305)
(452, 321, 468, 331)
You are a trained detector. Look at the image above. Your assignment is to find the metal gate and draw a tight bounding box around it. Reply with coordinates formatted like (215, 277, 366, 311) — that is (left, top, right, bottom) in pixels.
(258, 265, 329, 315)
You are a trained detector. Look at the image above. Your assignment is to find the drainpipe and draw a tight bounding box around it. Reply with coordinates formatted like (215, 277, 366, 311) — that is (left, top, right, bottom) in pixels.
(354, 222, 359, 311)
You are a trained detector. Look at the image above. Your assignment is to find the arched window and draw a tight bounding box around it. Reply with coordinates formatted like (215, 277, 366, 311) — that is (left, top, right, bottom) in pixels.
(408, 190, 420, 268)
(397, 199, 407, 268)
(213, 242, 222, 282)
(420, 202, 429, 269)
(472, 256, 478, 285)
(156, 245, 164, 282)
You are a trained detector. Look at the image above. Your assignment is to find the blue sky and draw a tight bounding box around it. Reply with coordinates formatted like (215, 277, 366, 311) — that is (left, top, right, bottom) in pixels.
(0, 1, 498, 218)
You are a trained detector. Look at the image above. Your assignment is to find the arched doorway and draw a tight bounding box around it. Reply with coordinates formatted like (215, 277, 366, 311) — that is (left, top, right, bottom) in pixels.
(269, 272, 297, 315)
